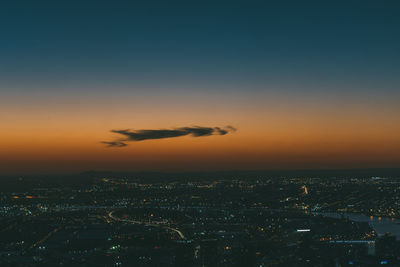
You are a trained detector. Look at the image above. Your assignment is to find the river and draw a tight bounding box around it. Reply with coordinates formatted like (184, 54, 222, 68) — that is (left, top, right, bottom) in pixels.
(314, 212, 400, 239)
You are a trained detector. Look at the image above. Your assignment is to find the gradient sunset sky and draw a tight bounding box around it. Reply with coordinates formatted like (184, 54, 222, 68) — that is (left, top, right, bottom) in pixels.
(1, 1, 399, 174)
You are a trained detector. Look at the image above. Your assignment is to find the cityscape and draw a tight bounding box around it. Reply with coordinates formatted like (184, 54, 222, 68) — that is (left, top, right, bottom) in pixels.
(2, 170, 400, 266)
(1, 1, 400, 266)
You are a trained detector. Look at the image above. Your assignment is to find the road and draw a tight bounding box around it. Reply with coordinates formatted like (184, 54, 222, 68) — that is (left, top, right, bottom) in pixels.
(24, 227, 61, 255)
(108, 211, 185, 239)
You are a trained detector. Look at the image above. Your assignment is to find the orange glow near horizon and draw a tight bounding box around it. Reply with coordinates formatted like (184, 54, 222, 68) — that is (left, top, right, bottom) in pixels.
(1, 91, 399, 173)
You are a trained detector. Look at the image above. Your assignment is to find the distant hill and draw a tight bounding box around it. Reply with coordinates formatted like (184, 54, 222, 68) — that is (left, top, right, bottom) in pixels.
(81, 168, 400, 180)
(1, 168, 400, 185)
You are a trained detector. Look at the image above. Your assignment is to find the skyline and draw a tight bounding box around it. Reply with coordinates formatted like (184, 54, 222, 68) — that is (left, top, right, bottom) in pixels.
(1, 1, 400, 173)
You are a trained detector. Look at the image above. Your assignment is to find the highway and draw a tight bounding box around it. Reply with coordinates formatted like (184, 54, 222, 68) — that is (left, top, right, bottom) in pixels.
(108, 211, 185, 239)
(24, 227, 61, 255)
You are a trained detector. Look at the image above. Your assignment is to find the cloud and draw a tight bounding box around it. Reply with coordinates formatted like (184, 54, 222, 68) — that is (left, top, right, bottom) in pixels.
(102, 126, 236, 147)
(101, 141, 127, 147)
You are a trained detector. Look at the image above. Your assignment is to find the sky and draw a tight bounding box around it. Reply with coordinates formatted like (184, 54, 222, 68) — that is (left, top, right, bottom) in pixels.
(1, 0, 399, 174)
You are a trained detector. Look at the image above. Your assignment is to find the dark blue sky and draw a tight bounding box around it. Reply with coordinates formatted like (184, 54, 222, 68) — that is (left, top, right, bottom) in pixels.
(1, 0, 400, 94)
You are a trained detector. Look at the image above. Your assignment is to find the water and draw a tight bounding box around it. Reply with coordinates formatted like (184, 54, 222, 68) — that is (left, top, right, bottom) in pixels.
(314, 212, 400, 239)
